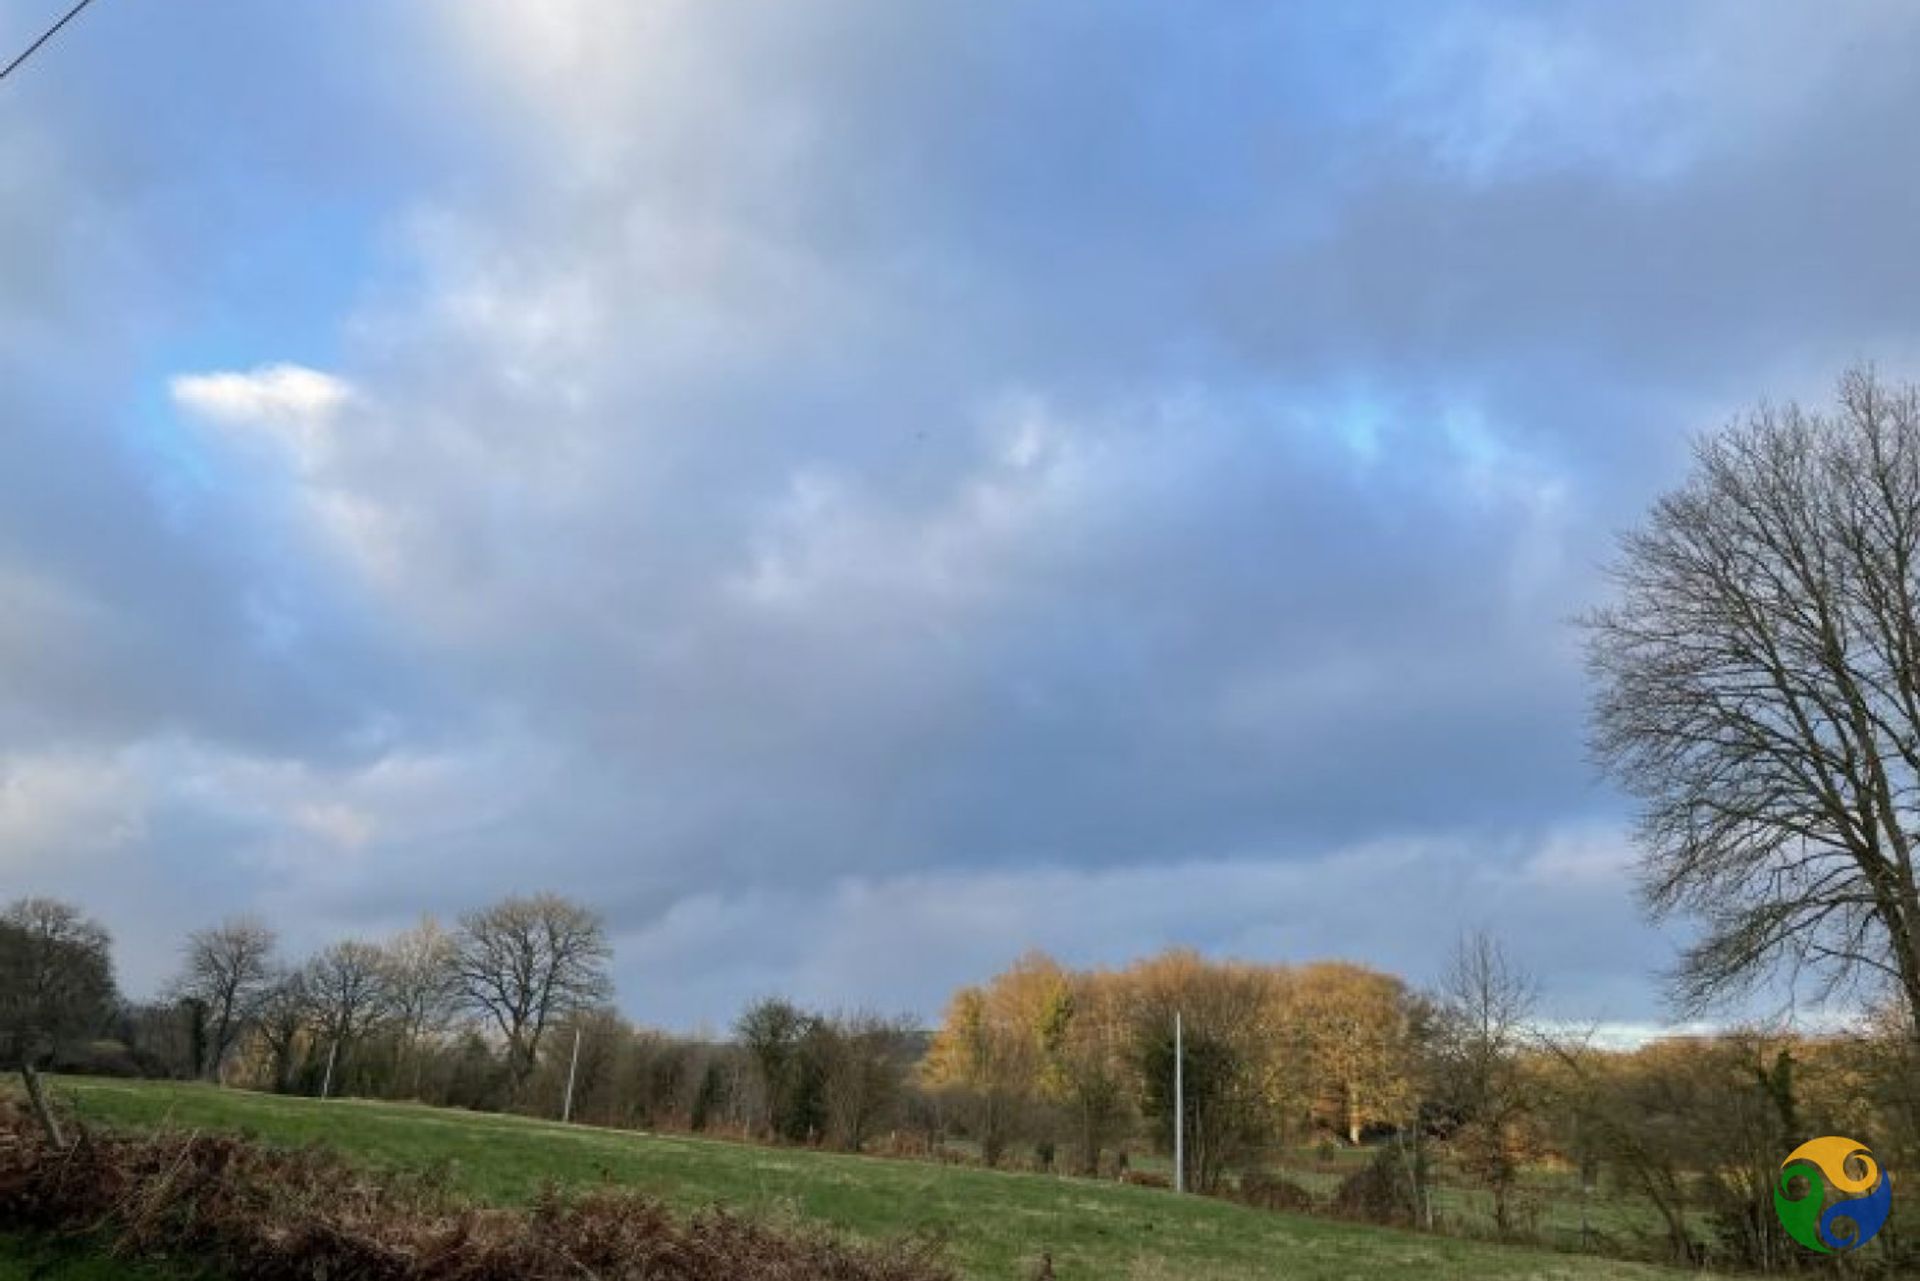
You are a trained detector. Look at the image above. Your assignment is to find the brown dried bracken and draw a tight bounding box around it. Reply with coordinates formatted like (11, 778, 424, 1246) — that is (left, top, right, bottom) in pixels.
(0, 1103, 954, 1280)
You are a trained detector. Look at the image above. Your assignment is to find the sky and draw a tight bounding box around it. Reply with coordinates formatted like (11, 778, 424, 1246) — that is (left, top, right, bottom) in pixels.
(5, 0, 1920, 1033)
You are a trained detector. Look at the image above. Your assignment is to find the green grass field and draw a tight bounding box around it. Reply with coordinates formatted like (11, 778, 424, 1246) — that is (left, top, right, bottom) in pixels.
(15, 1077, 1701, 1280)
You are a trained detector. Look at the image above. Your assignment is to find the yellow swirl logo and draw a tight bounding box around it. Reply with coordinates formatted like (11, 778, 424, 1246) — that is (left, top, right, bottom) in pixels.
(1774, 1136, 1893, 1252)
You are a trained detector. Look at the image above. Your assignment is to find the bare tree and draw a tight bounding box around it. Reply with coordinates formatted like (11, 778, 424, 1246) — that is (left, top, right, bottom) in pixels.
(175, 917, 277, 1082)
(1429, 930, 1537, 1235)
(450, 894, 612, 1095)
(381, 917, 459, 1095)
(1538, 1032, 1699, 1263)
(304, 939, 390, 1091)
(0, 898, 117, 1145)
(1587, 368, 1920, 1041)
(817, 1011, 915, 1151)
(252, 967, 315, 1093)
(736, 997, 821, 1140)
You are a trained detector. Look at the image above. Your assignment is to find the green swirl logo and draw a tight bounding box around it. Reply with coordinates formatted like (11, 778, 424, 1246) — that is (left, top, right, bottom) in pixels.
(1774, 1136, 1893, 1252)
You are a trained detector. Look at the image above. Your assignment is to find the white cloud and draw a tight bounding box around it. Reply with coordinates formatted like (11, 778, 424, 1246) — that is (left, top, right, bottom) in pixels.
(171, 364, 355, 470)
(0, 752, 145, 873)
(725, 396, 1086, 617)
(1520, 825, 1638, 887)
(294, 801, 376, 851)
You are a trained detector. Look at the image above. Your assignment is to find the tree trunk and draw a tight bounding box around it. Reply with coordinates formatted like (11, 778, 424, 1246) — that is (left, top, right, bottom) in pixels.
(1904, 915, 1920, 1046)
(205, 1002, 234, 1084)
(505, 1032, 539, 1105)
(21, 1063, 66, 1150)
(186, 1002, 210, 1082)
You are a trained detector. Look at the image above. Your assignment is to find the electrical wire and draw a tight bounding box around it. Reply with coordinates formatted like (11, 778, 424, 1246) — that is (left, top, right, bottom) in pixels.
(0, 0, 102, 84)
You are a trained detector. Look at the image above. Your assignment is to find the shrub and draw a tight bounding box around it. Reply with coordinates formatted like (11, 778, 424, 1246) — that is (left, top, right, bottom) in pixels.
(1234, 1170, 1318, 1214)
(1330, 1147, 1417, 1226)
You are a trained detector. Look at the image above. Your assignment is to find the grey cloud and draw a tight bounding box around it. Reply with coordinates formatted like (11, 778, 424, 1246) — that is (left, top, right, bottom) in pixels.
(607, 826, 1671, 1030)
(6, 1, 1918, 1028)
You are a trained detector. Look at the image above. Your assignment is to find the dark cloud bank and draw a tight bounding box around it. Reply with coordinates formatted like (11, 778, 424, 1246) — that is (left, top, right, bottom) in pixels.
(4, 1, 1920, 1029)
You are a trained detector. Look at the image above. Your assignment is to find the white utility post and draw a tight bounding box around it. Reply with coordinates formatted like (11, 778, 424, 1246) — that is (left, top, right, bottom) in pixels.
(562, 1025, 583, 1123)
(320, 1039, 338, 1101)
(1173, 1011, 1185, 1193)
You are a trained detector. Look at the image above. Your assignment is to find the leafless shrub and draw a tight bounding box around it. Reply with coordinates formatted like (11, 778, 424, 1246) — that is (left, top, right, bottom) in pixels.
(1330, 1147, 1417, 1226)
(1233, 1169, 1319, 1214)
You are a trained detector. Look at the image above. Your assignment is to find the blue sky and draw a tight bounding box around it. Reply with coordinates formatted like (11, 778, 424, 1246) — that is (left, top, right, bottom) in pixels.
(4, 0, 1918, 1030)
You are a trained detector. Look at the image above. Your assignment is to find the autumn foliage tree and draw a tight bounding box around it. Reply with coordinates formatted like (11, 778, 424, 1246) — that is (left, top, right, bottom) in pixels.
(1288, 962, 1420, 1145)
(1125, 951, 1277, 1191)
(1036, 971, 1129, 1174)
(925, 949, 1427, 1189)
(923, 985, 1026, 1165)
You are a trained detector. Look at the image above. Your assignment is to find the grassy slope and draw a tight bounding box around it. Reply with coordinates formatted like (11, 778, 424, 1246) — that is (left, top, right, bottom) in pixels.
(39, 1077, 1694, 1281)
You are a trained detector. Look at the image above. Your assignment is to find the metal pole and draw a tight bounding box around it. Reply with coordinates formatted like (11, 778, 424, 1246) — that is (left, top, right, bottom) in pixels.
(562, 1025, 582, 1123)
(1173, 1011, 1185, 1194)
(1578, 1114, 1591, 1251)
(320, 1039, 338, 1100)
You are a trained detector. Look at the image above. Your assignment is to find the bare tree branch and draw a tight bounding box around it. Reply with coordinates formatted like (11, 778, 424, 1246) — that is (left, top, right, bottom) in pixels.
(1585, 367, 1920, 1041)
(449, 893, 612, 1097)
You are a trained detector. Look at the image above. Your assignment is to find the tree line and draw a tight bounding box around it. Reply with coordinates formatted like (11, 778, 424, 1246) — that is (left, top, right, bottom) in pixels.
(917, 940, 1537, 1205)
(160, 893, 612, 1104)
(0, 893, 606, 1110)
(5, 893, 1918, 1268)
(918, 940, 1920, 1268)
(0, 890, 927, 1150)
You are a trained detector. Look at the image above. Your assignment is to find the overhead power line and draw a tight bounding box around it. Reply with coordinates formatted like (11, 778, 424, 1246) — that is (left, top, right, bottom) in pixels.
(0, 0, 101, 84)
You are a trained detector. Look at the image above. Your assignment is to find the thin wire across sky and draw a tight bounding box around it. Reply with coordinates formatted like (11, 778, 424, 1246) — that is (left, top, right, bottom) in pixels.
(0, 0, 102, 84)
